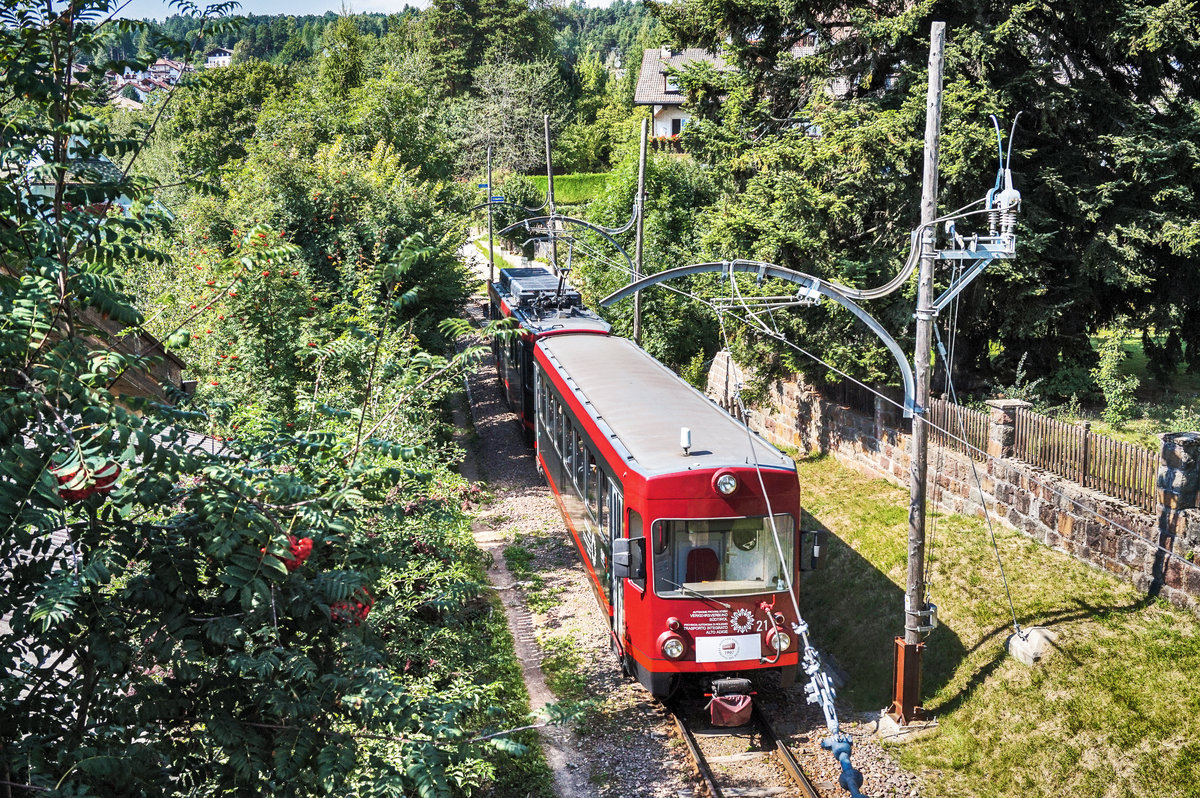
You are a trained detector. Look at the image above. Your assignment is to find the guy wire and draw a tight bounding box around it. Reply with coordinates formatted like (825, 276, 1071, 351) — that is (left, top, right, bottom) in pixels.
(563, 232, 1200, 581)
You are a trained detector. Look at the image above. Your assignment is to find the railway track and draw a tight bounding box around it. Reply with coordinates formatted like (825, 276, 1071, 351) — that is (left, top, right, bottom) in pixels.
(666, 693, 822, 798)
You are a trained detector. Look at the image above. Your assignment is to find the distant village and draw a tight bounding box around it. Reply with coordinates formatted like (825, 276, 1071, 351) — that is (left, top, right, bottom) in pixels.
(103, 47, 232, 108)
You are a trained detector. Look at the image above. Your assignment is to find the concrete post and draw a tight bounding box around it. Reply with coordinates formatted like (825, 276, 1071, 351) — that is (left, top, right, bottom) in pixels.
(985, 399, 1031, 460)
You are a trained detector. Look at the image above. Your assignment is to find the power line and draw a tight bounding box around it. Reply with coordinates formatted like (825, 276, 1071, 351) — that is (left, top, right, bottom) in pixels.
(566, 236, 1200, 582)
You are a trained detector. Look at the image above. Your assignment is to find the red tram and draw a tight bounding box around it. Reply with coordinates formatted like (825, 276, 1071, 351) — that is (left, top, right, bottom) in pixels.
(488, 265, 818, 696)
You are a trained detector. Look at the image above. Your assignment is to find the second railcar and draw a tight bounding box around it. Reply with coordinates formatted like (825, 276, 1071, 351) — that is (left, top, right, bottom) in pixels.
(487, 266, 610, 440)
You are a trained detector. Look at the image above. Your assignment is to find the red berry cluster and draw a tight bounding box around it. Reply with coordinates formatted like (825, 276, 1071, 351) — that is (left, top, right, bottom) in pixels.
(331, 587, 374, 626)
(51, 460, 121, 503)
(281, 535, 313, 571)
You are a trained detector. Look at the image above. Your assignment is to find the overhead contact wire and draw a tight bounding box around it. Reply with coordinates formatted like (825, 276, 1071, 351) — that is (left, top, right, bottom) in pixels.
(567, 235, 1200, 580)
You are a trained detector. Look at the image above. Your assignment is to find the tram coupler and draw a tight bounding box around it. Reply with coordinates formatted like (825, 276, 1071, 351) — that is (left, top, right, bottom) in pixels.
(707, 677, 753, 727)
(822, 734, 867, 798)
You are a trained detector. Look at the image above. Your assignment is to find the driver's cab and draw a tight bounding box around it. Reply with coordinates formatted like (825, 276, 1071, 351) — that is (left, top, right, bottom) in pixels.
(652, 515, 795, 599)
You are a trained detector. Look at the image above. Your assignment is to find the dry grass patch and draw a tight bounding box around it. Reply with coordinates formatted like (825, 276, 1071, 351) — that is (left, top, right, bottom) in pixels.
(795, 455, 1200, 798)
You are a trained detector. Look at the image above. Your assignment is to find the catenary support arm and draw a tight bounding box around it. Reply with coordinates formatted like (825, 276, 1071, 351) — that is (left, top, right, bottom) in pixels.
(599, 260, 916, 417)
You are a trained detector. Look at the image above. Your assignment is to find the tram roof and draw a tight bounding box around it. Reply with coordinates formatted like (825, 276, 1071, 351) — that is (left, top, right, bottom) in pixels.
(539, 335, 794, 476)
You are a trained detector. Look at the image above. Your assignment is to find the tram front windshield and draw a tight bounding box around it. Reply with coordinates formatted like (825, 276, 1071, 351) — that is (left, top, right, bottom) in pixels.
(652, 515, 795, 598)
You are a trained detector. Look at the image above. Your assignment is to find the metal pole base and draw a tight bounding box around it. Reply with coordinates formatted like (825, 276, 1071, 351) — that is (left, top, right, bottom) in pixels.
(888, 636, 930, 725)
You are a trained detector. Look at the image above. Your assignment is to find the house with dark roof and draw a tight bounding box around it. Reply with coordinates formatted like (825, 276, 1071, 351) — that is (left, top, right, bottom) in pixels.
(633, 47, 726, 138)
(205, 47, 233, 68)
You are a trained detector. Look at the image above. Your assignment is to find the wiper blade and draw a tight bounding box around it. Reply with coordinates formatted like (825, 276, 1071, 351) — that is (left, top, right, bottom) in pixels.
(660, 578, 730, 608)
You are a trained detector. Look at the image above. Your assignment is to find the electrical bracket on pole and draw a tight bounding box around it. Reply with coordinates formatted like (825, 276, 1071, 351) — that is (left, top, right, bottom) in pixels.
(930, 238, 1016, 314)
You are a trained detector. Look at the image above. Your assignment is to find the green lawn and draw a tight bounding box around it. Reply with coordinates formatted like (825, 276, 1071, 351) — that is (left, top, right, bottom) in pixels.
(526, 172, 608, 205)
(797, 456, 1200, 798)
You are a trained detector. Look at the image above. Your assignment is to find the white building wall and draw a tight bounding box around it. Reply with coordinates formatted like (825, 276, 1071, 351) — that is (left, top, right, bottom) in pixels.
(652, 105, 690, 137)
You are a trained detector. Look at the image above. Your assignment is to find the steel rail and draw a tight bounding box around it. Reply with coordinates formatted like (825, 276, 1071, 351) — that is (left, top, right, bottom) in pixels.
(665, 698, 821, 798)
(667, 701, 725, 798)
(753, 704, 821, 798)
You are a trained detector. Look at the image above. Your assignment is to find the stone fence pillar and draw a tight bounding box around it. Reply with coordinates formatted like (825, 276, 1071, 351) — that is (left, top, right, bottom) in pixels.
(985, 399, 1031, 459)
(1159, 433, 1200, 567)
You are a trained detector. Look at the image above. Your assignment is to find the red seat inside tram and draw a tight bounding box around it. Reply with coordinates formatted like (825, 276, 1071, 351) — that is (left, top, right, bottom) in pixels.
(685, 547, 720, 582)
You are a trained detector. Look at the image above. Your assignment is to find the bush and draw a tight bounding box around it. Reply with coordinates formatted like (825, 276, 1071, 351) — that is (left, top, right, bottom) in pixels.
(1094, 329, 1141, 428)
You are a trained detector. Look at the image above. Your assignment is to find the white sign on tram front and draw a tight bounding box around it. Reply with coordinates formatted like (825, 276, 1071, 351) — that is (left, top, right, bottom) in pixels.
(694, 633, 762, 663)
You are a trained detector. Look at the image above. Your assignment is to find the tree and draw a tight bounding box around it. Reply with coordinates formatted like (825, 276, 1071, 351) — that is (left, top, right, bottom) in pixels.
(420, 0, 557, 95)
(648, 0, 1200, 394)
(319, 14, 366, 93)
(166, 60, 294, 174)
(0, 3, 534, 794)
(422, 0, 482, 94)
(454, 56, 572, 174)
(571, 150, 720, 369)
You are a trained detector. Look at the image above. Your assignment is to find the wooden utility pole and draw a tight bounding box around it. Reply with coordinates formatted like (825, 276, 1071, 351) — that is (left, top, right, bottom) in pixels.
(633, 118, 648, 345)
(892, 20, 945, 726)
(486, 145, 495, 287)
(544, 115, 557, 274)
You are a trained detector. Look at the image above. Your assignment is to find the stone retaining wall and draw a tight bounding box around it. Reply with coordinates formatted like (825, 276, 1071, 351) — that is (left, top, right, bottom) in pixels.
(706, 351, 1200, 613)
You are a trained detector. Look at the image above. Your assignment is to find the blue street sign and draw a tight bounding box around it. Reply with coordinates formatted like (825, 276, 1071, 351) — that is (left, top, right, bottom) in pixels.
(490, 196, 505, 202)
(477, 183, 488, 188)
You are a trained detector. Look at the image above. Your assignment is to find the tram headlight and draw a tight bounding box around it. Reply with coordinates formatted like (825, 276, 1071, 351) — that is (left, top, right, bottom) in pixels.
(715, 473, 738, 496)
(768, 630, 791, 652)
(661, 636, 686, 660)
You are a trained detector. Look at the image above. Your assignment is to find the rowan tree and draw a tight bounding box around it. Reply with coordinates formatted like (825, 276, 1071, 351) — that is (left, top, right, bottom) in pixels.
(0, 3, 536, 795)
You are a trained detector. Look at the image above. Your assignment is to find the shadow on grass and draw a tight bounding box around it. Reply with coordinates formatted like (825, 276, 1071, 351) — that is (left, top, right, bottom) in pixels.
(797, 511, 965, 709)
(799, 499, 1157, 713)
(926, 594, 1155, 717)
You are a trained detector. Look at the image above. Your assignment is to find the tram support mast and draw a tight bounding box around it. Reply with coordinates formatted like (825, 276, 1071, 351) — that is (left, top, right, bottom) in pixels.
(892, 20, 945, 727)
(633, 118, 648, 345)
(486, 145, 495, 286)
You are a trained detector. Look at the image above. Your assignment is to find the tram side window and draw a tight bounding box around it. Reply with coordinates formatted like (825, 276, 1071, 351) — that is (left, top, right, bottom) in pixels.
(574, 427, 586, 491)
(554, 400, 563, 453)
(584, 450, 598, 512)
(597, 478, 607, 530)
(628, 509, 646, 590)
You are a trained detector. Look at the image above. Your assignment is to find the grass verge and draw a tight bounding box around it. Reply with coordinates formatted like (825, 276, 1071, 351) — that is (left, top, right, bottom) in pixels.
(539, 632, 589, 702)
(797, 455, 1200, 798)
(526, 173, 608, 205)
(505, 537, 565, 614)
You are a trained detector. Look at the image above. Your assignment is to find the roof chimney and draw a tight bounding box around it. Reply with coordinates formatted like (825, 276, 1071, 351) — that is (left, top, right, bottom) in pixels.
(660, 45, 672, 59)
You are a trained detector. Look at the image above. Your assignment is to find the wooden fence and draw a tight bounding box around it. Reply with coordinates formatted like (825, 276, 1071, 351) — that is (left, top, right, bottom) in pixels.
(1014, 407, 1158, 514)
(929, 397, 990, 461)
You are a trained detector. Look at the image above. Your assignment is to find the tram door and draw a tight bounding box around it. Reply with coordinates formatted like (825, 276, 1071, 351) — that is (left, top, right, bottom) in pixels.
(520, 341, 535, 427)
(608, 480, 625, 648)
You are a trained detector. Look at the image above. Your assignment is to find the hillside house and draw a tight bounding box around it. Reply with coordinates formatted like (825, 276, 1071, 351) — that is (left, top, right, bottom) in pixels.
(205, 47, 233, 68)
(147, 58, 193, 84)
(633, 47, 725, 138)
(634, 36, 873, 139)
